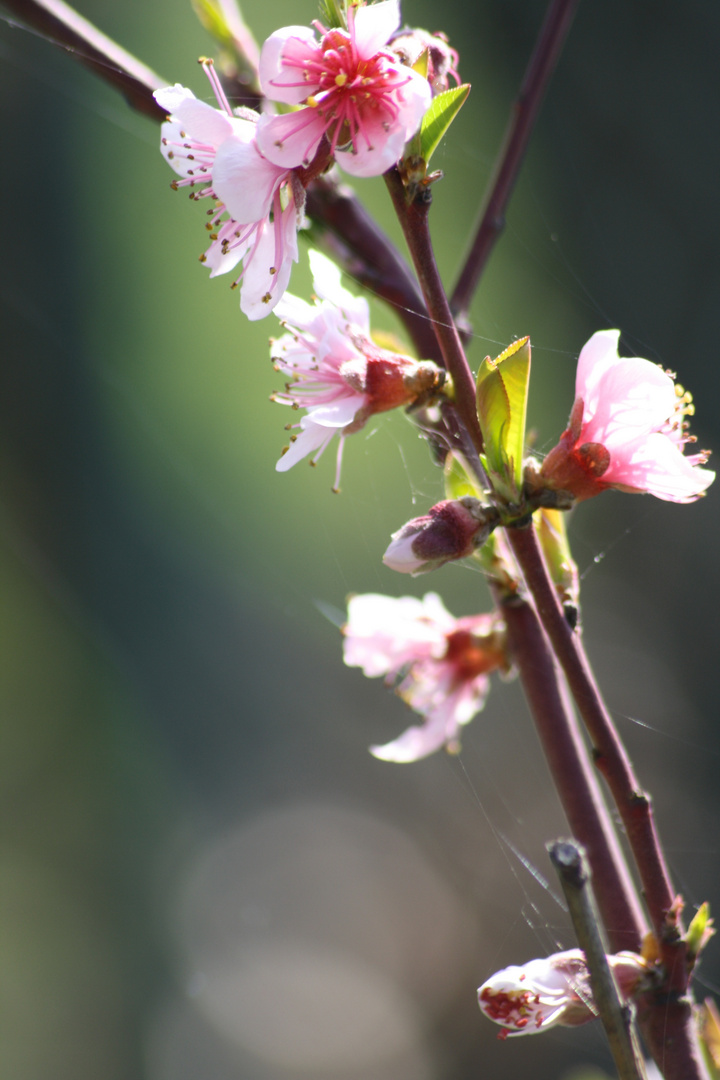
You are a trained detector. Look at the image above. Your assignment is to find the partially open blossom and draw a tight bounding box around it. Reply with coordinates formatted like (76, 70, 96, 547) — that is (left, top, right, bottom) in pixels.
(272, 250, 444, 490)
(384, 497, 499, 575)
(537, 329, 714, 503)
(388, 27, 460, 95)
(478, 949, 647, 1039)
(155, 62, 302, 319)
(257, 0, 432, 176)
(343, 592, 508, 762)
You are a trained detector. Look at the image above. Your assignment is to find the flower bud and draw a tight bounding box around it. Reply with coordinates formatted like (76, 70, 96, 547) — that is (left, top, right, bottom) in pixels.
(383, 497, 499, 575)
(389, 28, 460, 95)
(478, 948, 647, 1039)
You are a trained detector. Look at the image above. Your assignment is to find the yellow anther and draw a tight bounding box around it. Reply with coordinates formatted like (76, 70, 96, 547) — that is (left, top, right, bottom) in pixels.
(335, 72, 348, 87)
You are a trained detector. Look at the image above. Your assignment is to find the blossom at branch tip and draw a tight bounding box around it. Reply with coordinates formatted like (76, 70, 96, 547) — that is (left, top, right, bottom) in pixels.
(154, 62, 302, 320)
(383, 497, 499, 575)
(271, 250, 444, 490)
(343, 592, 508, 762)
(537, 329, 715, 503)
(478, 949, 647, 1039)
(257, 0, 432, 176)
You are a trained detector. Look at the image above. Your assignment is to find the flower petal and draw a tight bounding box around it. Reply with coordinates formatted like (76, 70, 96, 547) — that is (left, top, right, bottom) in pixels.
(240, 203, 299, 320)
(352, 0, 400, 56)
(260, 26, 320, 104)
(256, 109, 327, 169)
(213, 137, 284, 224)
(604, 430, 715, 502)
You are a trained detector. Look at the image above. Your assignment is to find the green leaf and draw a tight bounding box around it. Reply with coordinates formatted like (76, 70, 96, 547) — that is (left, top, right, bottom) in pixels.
(687, 901, 715, 960)
(419, 84, 471, 165)
(534, 507, 580, 621)
(476, 337, 531, 503)
(443, 451, 483, 501)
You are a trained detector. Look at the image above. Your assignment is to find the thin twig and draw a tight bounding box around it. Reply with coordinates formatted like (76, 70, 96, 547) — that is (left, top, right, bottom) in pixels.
(548, 840, 648, 1080)
(451, 0, 579, 330)
(384, 168, 483, 453)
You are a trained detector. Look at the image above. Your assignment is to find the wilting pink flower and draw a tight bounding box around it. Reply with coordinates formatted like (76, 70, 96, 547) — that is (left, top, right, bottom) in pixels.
(478, 949, 646, 1039)
(272, 250, 444, 490)
(257, 0, 432, 176)
(343, 592, 507, 762)
(383, 497, 499, 574)
(538, 329, 714, 503)
(155, 62, 302, 319)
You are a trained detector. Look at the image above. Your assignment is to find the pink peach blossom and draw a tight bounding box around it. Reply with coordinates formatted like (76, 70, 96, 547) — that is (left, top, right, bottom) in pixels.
(155, 62, 301, 320)
(478, 949, 646, 1038)
(272, 250, 443, 490)
(343, 592, 507, 762)
(257, 0, 431, 177)
(539, 329, 714, 503)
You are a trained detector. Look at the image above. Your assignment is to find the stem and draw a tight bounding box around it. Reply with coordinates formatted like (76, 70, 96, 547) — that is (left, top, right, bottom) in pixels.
(451, 0, 579, 327)
(1, 0, 167, 121)
(305, 177, 441, 363)
(508, 523, 709, 1080)
(384, 168, 483, 454)
(548, 840, 648, 1080)
(501, 594, 647, 953)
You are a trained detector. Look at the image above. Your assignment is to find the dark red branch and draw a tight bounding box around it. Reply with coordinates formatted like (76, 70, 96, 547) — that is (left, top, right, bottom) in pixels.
(501, 594, 647, 953)
(384, 168, 483, 454)
(1, 0, 167, 120)
(451, 0, 579, 327)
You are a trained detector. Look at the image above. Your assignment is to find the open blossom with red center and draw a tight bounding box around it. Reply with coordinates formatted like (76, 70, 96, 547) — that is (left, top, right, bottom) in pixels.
(257, 0, 432, 176)
(271, 250, 444, 490)
(478, 949, 646, 1039)
(154, 62, 302, 320)
(537, 329, 714, 503)
(343, 592, 508, 762)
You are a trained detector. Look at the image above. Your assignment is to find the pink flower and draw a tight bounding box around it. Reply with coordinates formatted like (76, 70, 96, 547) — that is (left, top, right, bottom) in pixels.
(478, 949, 646, 1039)
(383, 498, 499, 575)
(538, 330, 714, 503)
(257, 0, 432, 176)
(272, 250, 444, 490)
(343, 592, 507, 762)
(155, 62, 302, 320)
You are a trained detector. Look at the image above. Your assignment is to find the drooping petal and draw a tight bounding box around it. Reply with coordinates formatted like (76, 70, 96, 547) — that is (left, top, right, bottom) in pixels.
(370, 709, 453, 763)
(240, 202, 299, 320)
(276, 416, 335, 472)
(603, 430, 715, 502)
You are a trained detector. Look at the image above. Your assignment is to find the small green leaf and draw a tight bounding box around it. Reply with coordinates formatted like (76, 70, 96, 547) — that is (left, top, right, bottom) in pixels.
(476, 337, 531, 503)
(444, 451, 483, 501)
(534, 507, 580, 622)
(419, 84, 471, 165)
(687, 901, 715, 961)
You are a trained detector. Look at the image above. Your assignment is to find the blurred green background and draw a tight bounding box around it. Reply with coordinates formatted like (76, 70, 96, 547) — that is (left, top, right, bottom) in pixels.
(1, 1, 719, 1078)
